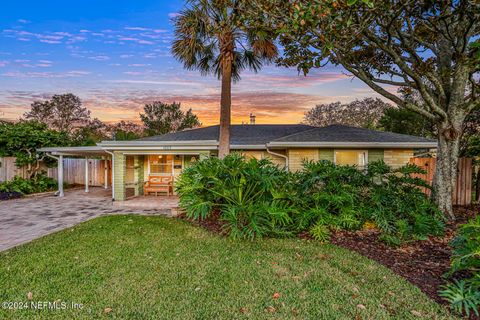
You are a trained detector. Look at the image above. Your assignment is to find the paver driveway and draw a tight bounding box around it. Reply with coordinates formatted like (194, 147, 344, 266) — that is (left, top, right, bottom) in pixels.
(0, 188, 174, 252)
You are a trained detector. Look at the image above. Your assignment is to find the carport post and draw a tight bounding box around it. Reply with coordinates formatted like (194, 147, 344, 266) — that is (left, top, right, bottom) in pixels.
(85, 157, 89, 193)
(104, 158, 108, 189)
(58, 155, 64, 197)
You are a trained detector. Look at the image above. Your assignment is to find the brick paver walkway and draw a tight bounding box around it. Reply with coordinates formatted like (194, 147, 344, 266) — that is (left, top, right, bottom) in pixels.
(0, 187, 177, 252)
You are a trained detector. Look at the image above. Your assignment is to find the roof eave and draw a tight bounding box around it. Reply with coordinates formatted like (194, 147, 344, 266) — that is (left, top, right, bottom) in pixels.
(230, 144, 268, 150)
(98, 140, 219, 148)
(267, 141, 438, 148)
(37, 146, 108, 156)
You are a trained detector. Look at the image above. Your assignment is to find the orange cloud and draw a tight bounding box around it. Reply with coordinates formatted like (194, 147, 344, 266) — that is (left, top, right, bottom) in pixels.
(80, 90, 335, 125)
(0, 88, 350, 126)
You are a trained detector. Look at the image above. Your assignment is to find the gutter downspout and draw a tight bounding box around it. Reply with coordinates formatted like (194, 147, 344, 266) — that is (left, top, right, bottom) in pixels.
(104, 150, 115, 200)
(266, 145, 289, 171)
(45, 153, 64, 197)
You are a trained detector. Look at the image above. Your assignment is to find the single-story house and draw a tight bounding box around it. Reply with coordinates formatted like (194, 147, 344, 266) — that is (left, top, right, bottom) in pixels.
(40, 124, 436, 201)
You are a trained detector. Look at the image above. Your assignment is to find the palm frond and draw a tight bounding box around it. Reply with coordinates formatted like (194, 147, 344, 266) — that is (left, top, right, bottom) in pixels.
(172, 0, 278, 80)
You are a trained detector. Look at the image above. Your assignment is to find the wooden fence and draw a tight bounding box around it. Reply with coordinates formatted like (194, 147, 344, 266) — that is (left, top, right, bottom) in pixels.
(0, 157, 111, 187)
(47, 158, 111, 187)
(410, 157, 472, 206)
(0, 157, 32, 181)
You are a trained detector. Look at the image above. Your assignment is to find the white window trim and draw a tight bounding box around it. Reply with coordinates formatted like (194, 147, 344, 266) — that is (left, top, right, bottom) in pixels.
(333, 149, 369, 167)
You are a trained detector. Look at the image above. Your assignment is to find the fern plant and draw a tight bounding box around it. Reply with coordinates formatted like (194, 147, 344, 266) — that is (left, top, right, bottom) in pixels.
(439, 277, 480, 317)
(176, 153, 297, 239)
(177, 156, 445, 245)
(440, 216, 480, 317)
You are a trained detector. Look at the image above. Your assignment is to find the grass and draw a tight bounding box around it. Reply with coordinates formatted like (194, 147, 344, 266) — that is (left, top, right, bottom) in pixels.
(0, 215, 455, 319)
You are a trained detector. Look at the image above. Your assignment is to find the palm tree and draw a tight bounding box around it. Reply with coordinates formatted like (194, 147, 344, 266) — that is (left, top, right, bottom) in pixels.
(172, 0, 278, 158)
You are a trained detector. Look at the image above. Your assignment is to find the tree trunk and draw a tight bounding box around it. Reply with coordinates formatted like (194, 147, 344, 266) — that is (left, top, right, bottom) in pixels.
(218, 43, 233, 159)
(475, 166, 480, 202)
(432, 125, 461, 219)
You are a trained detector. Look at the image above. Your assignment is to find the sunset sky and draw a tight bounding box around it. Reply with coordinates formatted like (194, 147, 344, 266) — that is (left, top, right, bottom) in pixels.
(0, 0, 390, 125)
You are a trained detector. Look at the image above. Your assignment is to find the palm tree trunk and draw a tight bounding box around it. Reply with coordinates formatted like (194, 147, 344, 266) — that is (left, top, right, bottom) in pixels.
(218, 53, 232, 159)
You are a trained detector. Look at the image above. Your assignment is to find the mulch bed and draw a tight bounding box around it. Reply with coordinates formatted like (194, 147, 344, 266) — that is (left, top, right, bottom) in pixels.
(180, 210, 226, 235)
(0, 191, 23, 201)
(331, 205, 478, 307)
(180, 206, 479, 310)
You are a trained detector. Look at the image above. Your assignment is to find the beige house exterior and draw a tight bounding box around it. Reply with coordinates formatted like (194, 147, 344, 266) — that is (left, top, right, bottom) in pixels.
(40, 124, 436, 202)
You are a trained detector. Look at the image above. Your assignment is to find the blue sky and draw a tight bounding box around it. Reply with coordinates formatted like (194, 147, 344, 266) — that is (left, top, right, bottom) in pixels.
(0, 0, 383, 125)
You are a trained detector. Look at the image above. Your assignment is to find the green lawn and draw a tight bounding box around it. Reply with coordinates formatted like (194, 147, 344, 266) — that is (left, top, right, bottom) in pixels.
(0, 215, 455, 319)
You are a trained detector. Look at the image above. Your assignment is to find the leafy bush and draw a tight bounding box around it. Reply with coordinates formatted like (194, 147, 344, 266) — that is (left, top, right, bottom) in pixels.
(0, 174, 57, 195)
(176, 154, 296, 239)
(440, 216, 480, 317)
(295, 161, 368, 237)
(365, 161, 444, 244)
(176, 155, 444, 244)
(294, 160, 443, 244)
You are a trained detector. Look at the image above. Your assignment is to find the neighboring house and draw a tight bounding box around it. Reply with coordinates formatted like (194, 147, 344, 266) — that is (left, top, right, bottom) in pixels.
(40, 124, 436, 201)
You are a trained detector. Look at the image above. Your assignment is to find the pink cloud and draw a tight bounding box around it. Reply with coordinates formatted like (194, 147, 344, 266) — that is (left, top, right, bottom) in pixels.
(124, 27, 149, 31)
(118, 37, 140, 41)
(137, 40, 154, 45)
(39, 39, 62, 44)
(88, 55, 110, 61)
(1, 70, 90, 78)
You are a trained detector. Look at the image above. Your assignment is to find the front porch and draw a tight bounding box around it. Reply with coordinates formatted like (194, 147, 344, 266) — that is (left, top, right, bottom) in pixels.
(113, 151, 210, 201)
(39, 147, 194, 210)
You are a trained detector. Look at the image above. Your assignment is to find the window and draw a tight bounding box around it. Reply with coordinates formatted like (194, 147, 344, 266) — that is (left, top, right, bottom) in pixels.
(148, 155, 173, 175)
(334, 150, 367, 167)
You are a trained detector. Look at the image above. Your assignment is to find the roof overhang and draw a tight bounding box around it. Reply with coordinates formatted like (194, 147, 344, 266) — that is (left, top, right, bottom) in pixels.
(267, 141, 438, 148)
(98, 140, 218, 150)
(38, 146, 109, 157)
(230, 144, 268, 150)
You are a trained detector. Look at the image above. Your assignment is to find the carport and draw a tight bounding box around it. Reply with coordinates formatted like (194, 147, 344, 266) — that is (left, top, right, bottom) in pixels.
(38, 146, 112, 197)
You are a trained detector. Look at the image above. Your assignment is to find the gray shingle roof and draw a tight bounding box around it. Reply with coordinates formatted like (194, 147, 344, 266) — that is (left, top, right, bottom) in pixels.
(105, 123, 436, 149)
(271, 124, 435, 143)
(138, 124, 314, 145)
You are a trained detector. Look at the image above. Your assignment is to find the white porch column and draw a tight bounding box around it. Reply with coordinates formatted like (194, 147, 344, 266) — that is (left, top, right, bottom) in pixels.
(104, 158, 108, 189)
(85, 157, 89, 193)
(58, 155, 64, 197)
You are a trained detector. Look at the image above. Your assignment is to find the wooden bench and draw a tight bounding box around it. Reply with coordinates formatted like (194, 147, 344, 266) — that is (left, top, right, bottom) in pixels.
(143, 176, 173, 196)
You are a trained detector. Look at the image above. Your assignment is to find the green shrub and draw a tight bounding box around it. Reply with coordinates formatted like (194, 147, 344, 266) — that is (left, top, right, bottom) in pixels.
(176, 155, 444, 244)
(294, 160, 443, 244)
(440, 216, 480, 317)
(365, 161, 445, 244)
(0, 174, 57, 195)
(176, 153, 297, 239)
(295, 161, 368, 236)
(450, 216, 480, 274)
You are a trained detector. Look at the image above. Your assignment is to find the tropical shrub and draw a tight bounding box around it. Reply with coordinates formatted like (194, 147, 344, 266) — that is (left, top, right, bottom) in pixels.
(176, 154, 296, 239)
(365, 161, 444, 245)
(176, 155, 444, 244)
(0, 174, 57, 195)
(295, 161, 368, 239)
(440, 216, 480, 317)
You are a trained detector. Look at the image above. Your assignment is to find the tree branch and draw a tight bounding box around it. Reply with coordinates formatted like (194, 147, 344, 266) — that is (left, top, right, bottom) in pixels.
(363, 29, 448, 120)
